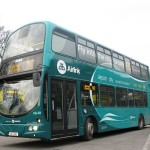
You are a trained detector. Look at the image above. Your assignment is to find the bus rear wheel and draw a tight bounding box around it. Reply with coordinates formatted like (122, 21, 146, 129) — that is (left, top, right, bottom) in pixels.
(83, 117, 94, 141)
(138, 115, 144, 130)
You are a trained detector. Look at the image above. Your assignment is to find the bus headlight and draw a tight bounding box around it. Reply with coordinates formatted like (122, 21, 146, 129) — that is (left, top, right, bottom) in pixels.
(28, 125, 38, 131)
(33, 126, 38, 131)
(29, 126, 33, 131)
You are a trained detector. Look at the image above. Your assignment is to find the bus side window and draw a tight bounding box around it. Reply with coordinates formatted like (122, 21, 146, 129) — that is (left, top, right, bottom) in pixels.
(43, 76, 48, 120)
(125, 57, 131, 75)
(134, 91, 144, 107)
(141, 65, 149, 80)
(143, 92, 148, 107)
(116, 88, 128, 107)
(81, 93, 92, 106)
(100, 85, 115, 107)
(52, 29, 76, 58)
(80, 82, 98, 106)
(128, 90, 134, 107)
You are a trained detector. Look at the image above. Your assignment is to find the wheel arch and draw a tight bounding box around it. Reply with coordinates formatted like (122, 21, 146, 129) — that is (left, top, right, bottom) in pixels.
(138, 113, 145, 126)
(85, 115, 98, 133)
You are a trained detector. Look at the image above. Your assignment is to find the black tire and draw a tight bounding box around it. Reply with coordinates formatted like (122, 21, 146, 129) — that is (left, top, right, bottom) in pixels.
(138, 115, 144, 130)
(83, 117, 94, 141)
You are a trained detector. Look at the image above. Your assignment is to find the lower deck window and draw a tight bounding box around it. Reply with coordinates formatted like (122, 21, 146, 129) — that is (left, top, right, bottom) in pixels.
(100, 85, 115, 107)
(116, 88, 128, 107)
(81, 82, 98, 106)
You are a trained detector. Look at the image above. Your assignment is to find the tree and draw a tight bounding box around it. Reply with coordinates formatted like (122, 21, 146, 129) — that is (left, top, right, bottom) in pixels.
(0, 26, 10, 62)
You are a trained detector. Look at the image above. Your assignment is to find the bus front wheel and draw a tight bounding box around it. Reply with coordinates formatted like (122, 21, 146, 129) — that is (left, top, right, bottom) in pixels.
(138, 115, 144, 130)
(83, 117, 94, 141)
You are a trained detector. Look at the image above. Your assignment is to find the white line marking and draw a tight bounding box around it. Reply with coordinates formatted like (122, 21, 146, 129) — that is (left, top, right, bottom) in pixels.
(142, 134, 150, 150)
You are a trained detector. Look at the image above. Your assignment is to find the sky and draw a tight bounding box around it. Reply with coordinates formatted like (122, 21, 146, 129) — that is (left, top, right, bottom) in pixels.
(1, 0, 150, 66)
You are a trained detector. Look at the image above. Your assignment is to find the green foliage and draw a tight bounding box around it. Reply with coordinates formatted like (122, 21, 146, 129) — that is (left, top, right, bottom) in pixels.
(0, 26, 10, 59)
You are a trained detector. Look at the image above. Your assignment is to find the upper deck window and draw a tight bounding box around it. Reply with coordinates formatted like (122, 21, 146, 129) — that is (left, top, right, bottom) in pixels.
(97, 46, 104, 52)
(52, 30, 76, 57)
(97, 46, 112, 68)
(125, 57, 131, 75)
(131, 60, 141, 78)
(141, 64, 149, 80)
(87, 41, 95, 49)
(78, 38, 96, 63)
(113, 52, 125, 72)
(78, 38, 86, 45)
(3, 23, 45, 60)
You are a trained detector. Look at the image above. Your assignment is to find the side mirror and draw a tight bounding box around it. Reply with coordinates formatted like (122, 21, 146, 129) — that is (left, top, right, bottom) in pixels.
(33, 72, 40, 87)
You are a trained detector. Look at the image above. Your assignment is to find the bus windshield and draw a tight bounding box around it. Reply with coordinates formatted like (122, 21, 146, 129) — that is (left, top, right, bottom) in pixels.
(3, 23, 45, 60)
(0, 78, 40, 116)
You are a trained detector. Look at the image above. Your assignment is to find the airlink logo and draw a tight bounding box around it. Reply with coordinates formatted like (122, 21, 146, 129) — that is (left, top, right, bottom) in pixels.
(57, 60, 67, 74)
(57, 60, 80, 75)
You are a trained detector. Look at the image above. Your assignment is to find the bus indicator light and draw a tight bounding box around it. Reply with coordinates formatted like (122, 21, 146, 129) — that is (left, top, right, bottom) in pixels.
(36, 118, 41, 123)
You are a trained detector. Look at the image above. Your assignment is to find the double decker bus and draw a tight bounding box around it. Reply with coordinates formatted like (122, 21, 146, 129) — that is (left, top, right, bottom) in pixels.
(0, 21, 150, 141)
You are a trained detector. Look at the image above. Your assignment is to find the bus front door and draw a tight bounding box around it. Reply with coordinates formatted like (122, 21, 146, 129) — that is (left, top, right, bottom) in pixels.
(51, 79, 78, 138)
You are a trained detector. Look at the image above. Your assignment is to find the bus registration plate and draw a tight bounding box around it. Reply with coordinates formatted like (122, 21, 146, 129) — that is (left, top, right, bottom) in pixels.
(8, 132, 18, 136)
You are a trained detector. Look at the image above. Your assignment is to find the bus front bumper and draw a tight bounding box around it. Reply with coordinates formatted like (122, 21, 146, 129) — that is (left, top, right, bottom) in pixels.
(0, 123, 50, 140)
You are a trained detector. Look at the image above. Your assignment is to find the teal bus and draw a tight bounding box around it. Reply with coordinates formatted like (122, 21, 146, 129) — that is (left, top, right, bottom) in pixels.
(0, 21, 150, 141)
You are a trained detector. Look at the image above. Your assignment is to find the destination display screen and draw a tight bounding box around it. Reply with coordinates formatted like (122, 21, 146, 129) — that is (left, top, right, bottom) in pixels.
(81, 83, 97, 92)
(0, 53, 43, 76)
(83, 84, 96, 91)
